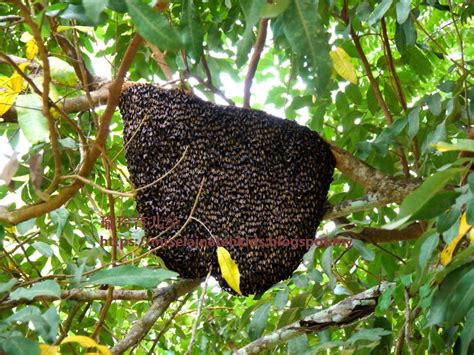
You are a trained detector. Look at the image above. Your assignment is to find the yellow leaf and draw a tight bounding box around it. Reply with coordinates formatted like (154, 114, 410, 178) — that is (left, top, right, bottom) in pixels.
(0, 62, 29, 116)
(330, 47, 358, 84)
(459, 212, 471, 237)
(61, 336, 111, 355)
(57, 25, 94, 34)
(217, 246, 242, 295)
(39, 344, 59, 355)
(470, 229, 474, 243)
(440, 233, 463, 266)
(5, 226, 16, 233)
(26, 38, 39, 60)
(440, 212, 472, 265)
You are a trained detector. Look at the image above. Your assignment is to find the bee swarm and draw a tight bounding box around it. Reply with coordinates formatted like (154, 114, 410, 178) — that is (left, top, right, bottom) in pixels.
(119, 84, 335, 295)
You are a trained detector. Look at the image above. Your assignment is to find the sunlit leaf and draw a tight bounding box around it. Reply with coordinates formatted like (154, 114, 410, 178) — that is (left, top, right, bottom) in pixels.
(396, 0, 411, 24)
(125, 0, 182, 51)
(433, 139, 474, 153)
(217, 246, 242, 295)
(368, 0, 393, 26)
(26, 38, 38, 60)
(330, 47, 358, 84)
(16, 94, 49, 144)
(47, 57, 77, 86)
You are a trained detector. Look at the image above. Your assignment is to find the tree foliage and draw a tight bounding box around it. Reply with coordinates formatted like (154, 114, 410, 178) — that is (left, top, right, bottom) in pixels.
(0, 0, 473, 354)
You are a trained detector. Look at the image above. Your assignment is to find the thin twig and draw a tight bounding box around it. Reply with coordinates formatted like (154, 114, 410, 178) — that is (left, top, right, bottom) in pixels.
(59, 175, 135, 197)
(135, 146, 189, 192)
(185, 270, 211, 355)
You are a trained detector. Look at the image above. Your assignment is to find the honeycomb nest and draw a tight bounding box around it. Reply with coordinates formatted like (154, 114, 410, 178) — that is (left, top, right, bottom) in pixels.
(119, 84, 335, 295)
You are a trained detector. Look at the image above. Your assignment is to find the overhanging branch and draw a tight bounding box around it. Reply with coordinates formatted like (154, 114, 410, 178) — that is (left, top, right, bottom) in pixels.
(235, 282, 394, 354)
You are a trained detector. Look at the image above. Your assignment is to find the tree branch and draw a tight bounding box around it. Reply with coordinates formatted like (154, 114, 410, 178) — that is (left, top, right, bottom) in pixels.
(235, 282, 394, 354)
(243, 18, 269, 108)
(0, 34, 143, 225)
(349, 25, 410, 178)
(111, 279, 202, 355)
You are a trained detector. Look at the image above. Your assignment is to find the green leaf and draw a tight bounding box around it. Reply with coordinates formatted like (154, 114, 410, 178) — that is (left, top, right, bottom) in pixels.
(261, 0, 290, 18)
(32, 306, 60, 344)
(32, 242, 53, 257)
(50, 208, 70, 238)
(352, 240, 375, 261)
(0, 279, 18, 294)
(108, 0, 127, 13)
(411, 191, 461, 221)
(16, 95, 49, 144)
(427, 93, 442, 116)
(2, 337, 39, 355)
(283, 0, 331, 94)
(429, 262, 474, 326)
(274, 287, 289, 310)
(460, 308, 474, 355)
(385, 168, 463, 229)
(9, 280, 61, 301)
(58, 137, 78, 149)
(396, 0, 411, 24)
(16, 218, 36, 235)
(5, 305, 41, 324)
(368, 0, 393, 26)
(288, 334, 309, 353)
(248, 302, 271, 340)
(348, 328, 391, 344)
(321, 247, 336, 289)
(375, 286, 394, 315)
(86, 265, 178, 288)
(236, 0, 266, 66)
(48, 57, 77, 86)
(82, 0, 108, 25)
(418, 232, 439, 270)
(181, 0, 204, 60)
(407, 106, 420, 138)
(433, 139, 474, 153)
(125, 0, 182, 51)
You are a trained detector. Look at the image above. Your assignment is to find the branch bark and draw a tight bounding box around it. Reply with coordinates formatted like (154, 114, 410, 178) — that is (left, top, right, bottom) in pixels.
(235, 282, 394, 354)
(349, 25, 410, 178)
(243, 18, 269, 108)
(111, 279, 201, 355)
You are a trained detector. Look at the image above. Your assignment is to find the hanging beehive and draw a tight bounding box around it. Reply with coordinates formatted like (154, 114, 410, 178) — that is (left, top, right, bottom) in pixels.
(119, 84, 335, 295)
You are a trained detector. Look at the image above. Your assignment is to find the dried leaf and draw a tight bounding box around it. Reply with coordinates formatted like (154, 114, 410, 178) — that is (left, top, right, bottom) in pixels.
(217, 246, 242, 295)
(28, 153, 43, 190)
(1, 152, 19, 185)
